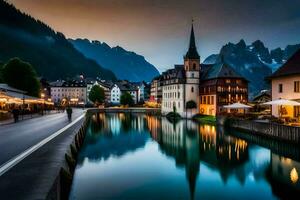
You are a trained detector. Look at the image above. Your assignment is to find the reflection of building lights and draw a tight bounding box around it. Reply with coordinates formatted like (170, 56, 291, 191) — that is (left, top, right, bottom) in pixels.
(281, 157, 292, 165)
(290, 168, 298, 184)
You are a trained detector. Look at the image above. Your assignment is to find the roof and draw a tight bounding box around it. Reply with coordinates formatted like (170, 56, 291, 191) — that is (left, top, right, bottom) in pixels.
(161, 65, 185, 81)
(50, 80, 86, 87)
(184, 24, 200, 60)
(269, 48, 300, 79)
(0, 83, 26, 94)
(202, 60, 246, 81)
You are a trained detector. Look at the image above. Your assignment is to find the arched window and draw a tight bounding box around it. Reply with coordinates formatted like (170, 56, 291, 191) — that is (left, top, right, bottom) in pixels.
(193, 63, 196, 70)
(191, 87, 194, 93)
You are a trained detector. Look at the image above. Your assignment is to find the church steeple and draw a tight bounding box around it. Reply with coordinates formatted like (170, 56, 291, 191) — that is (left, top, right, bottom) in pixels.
(185, 22, 200, 60)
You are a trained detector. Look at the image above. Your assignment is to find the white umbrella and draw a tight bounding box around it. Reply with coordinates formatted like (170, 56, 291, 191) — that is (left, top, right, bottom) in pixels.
(223, 102, 252, 109)
(262, 98, 300, 106)
(262, 98, 300, 119)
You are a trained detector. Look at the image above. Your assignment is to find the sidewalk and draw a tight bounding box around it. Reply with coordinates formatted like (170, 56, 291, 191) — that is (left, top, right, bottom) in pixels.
(0, 110, 60, 126)
(0, 116, 84, 199)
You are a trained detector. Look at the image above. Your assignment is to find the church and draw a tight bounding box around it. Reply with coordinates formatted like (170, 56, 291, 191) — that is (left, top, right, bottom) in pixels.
(159, 23, 248, 117)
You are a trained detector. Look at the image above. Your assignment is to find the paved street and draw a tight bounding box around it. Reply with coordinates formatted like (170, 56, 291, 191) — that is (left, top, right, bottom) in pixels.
(0, 108, 85, 166)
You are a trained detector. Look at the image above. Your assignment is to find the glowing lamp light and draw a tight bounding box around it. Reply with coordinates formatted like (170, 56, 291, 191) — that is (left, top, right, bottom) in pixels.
(290, 168, 299, 184)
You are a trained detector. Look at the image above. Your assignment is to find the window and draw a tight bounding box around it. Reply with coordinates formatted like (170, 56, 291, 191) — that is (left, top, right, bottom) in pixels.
(226, 79, 231, 84)
(211, 96, 214, 105)
(191, 87, 194, 93)
(207, 96, 210, 104)
(191, 73, 194, 78)
(279, 84, 283, 93)
(294, 81, 300, 92)
(193, 63, 196, 70)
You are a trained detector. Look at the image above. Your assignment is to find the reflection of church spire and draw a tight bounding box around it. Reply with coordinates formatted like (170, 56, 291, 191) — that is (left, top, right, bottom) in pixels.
(186, 166, 198, 200)
(185, 132, 200, 200)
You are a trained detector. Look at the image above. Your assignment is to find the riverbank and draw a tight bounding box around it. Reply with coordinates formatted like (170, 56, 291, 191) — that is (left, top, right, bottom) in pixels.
(218, 116, 300, 144)
(193, 114, 216, 124)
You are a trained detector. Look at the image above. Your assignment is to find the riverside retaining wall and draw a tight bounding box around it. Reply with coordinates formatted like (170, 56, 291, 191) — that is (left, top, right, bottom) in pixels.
(217, 116, 300, 144)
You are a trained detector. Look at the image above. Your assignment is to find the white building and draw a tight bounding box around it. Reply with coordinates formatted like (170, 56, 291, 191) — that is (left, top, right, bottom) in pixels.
(132, 82, 146, 103)
(50, 80, 87, 105)
(110, 84, 121, 104)
(86, 79, 113, 104)
(161, 24, 200, 117)
(269, 49, 300, 118)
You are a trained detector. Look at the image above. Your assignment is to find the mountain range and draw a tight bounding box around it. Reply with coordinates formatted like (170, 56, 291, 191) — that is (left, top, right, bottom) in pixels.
(0, 0, 116, 81)
(203, 39, 300, 98)
(69, 39, 160, 82)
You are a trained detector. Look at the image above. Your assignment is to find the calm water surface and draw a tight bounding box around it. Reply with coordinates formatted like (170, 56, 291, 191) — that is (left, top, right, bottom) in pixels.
(69, 113, 300, 199)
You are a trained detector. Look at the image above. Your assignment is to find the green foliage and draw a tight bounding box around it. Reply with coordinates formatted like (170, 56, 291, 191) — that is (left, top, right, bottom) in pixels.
(186, 100, 197, 109)
(166, 111, 181, 123)
(120, 92, 134, 106)
(173, 104, 177, 113)
(2, 58, 40, 97)
(193, 114, 216, 124)
(88, 85, 105, 104)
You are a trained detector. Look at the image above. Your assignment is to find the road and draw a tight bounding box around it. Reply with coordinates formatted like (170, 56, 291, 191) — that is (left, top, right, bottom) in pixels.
(0, 108, 85, 166)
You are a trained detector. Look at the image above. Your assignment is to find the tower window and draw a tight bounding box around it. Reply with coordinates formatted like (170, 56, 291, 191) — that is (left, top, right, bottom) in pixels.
(191, 87, 194, 93)
(193, 63, 196, 70)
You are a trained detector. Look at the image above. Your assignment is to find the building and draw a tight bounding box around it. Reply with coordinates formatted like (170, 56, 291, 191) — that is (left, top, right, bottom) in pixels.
(117, 81, 139, 104)
(269, 49, 300, 118)
(150, 76, 163, 103)
(86, 78, 114, 104)
(132, 82, 146, 103)
(161, 24, 200, 117)
(110, 83, 121, 105)
(157, 23, 248, 117)
(199, 58, 248, 116)
(50, 80, 87, 106)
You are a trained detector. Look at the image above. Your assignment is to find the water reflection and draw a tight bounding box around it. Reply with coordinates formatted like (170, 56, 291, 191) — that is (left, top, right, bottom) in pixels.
(70, 114, 300, 200)
(78, 113, 149, 164)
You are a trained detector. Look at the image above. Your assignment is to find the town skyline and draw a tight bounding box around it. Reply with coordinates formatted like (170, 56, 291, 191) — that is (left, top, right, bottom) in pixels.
(9, 0, 300, 72)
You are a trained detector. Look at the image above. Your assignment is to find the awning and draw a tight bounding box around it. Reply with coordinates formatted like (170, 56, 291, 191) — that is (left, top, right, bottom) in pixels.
(223, 102, 252, 109)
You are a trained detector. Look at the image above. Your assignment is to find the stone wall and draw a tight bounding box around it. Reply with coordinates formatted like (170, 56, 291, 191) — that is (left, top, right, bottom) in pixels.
(218, 116, 300, 144)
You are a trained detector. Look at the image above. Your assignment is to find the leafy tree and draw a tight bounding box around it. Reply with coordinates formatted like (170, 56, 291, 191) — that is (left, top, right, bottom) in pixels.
(186, 100, 197, 118)
(120, 92, 134, 106)
(2, 58, 40, 97)
(88, 85, 105, 105)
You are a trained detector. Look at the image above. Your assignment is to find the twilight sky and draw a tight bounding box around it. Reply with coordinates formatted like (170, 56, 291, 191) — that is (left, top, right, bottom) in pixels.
(9, 0, 300, 72)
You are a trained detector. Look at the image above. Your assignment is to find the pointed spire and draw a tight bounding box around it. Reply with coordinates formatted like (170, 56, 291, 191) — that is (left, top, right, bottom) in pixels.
(185, 20, 200, 60)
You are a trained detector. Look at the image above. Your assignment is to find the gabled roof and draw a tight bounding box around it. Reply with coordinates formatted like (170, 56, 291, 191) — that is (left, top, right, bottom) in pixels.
(270, 49, 300, 79)
(202, 60, 246, 81)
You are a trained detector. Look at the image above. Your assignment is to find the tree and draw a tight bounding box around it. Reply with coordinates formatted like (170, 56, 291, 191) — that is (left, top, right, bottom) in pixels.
(186, 100, 197, 118)
(88, 85, 105, 105)
(2, 58, 40, 97)
(120, 92, 134, 106)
